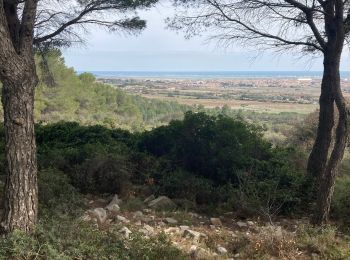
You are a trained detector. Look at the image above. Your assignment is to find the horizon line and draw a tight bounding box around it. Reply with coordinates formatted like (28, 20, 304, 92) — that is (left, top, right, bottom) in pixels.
(78, 70, 350, 73)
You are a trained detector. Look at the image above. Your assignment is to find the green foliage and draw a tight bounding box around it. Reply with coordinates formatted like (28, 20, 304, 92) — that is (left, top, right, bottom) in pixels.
(31, 52, 188, 131)
(74, 154, 132, 196)
(298, 226, 350, 259)
(139, 112, 313, 216)
(0, 219, 184, 260)
(157, 169, 215, 204)
(36, 121, 134, 149)
(287, 111, 318, 151)
(140, 111, 271, 184)
(236, 148, 314, 216)
(120, 197, 146, 212)
(127, 232, 184, 260)
(33, 113, 314, 217)
(38, 168, 84, 217)
(30, 113, 314, 217)
(36, 122, 137, 195)
(202, 106, 307, 145)
(331, 175, 350, 225)
(0, 156, 183, 259)
(0, 111, 319, 218)
(79, 72, 96, 84)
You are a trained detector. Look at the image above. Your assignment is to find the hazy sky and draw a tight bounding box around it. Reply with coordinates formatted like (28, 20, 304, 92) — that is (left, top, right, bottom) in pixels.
(63, 3, 350, 72)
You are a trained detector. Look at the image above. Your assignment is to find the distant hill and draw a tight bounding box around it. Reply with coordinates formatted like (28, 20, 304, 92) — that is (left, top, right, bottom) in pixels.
(24, 50, 188, 131)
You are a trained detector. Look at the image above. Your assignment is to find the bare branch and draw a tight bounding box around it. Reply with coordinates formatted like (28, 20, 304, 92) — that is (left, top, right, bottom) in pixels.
(20, 0, 38, 55)
(33, 0, 157, 46)
(170, 0, 326, 53)
(211, 0, 324, 51)
(284, 0, 326, 48)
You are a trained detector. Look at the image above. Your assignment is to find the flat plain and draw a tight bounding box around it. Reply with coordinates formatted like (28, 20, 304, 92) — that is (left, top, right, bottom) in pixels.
(99, 77, 350, 114)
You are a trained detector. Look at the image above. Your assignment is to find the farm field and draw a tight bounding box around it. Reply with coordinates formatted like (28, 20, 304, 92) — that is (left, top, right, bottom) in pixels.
(141, 94, 317, 114)
(99, 77, 350, 114)
(97, 76, 350, 144)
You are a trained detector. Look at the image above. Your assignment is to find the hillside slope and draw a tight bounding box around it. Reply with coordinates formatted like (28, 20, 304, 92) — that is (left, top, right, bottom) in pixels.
(30, 51, 188, 131)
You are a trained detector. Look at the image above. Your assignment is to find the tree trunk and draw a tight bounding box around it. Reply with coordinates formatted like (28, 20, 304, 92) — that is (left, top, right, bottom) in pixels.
(307, 57, 336, 178)
(312, 76, 349, 225)
(308, 4, 348, 224)
(0, 65, 38, 233)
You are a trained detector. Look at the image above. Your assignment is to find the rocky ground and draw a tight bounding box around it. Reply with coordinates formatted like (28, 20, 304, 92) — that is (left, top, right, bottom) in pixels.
(78, 194, 350, 260)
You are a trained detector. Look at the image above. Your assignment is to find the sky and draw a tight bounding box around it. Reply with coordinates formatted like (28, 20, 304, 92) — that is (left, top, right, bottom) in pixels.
(62, 3, 350, 72)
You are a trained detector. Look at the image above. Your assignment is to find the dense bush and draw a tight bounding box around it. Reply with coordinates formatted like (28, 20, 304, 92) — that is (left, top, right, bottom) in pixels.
(36, 121, 134, 156)
(139, 112, 272, 184)
(139, 112, 313, 215)
(236, 148, 314, 216)
(157, 169, 215, 204)
(38, 168, 84, 216)
(0, 113, 320, 218)
(35, 122, 139, 195)
(36, 122, 132, 170)
(331, 175, 350, 226)
(73, 154, 132, 196)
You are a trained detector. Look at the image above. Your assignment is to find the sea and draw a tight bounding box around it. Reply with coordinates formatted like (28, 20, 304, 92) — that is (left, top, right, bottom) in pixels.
(85, 71, 350, 79)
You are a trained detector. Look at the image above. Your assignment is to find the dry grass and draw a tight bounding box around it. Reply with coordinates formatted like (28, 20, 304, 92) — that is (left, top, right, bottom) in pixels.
(141, 94, 317, 114)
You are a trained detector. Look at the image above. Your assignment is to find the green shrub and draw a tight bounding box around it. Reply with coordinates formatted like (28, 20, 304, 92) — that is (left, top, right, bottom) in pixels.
(73, 154, 132, 196)
(36, 122, 139, 196)
(298, 225, 350, 259)
(140, 112, 272, 184)
(157, 169, 215, 204)
(38, 168, 84, 217)
(127, 232, 184, 260)
(0, 218, 185, 260)
(121, 197, 145, 212)
(140, 112, 312, 216)
(36, 122, 134, 148)
(0, 115, 314, 220)
(236, 148, 313, 217)
(331, 175, 350, 225)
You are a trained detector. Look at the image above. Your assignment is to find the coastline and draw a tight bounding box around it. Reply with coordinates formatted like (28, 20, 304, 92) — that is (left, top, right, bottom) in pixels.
(79, 70, 350, 80)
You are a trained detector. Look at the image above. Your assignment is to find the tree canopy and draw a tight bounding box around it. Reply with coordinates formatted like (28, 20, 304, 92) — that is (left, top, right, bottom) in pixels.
(169, 0, 350, 53)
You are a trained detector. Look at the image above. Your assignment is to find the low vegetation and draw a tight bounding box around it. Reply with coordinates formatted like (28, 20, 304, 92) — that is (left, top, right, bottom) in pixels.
(0, 52, 348, 258)
(28, 112, 313, 217)
(29, 51, 188, 131)
(0, 170, 184, 259)
(0, 110, 348, 258)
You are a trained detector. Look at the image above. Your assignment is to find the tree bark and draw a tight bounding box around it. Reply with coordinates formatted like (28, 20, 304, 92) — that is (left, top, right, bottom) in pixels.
(0, 65, 38, 233)
(312, 73, 349, 225)
(307, 56, 336, 178)
(308, 2, 348, 224)
(0, 0, 39, 233)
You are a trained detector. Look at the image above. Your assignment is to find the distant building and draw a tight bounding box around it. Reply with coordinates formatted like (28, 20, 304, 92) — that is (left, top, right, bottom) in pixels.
(297, 78, 312, 81)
